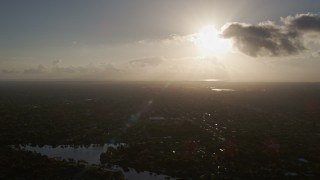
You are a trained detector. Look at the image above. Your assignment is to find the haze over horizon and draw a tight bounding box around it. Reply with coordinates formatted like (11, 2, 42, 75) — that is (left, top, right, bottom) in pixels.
(1, 0, 320, 81)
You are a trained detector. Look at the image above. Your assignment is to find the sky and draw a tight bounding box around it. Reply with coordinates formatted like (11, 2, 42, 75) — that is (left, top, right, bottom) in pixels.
(1, 0, 320, 81)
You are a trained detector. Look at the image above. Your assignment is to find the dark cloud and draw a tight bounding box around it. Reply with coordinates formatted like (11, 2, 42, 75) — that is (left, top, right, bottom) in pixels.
(222, 13, 320, 57)
(129, 57, 164, 67)
(283, 13, 320, 32)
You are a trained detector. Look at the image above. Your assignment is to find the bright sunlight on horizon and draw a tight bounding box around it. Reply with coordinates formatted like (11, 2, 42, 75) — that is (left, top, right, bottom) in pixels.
(194, 25, 232, 57)
(1, 0, 320, 82)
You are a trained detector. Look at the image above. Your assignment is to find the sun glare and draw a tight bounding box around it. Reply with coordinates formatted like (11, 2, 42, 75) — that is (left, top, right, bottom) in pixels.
(194, 25, 231, 56)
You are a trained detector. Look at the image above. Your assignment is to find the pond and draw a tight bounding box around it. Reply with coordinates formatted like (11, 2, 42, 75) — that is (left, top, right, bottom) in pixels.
(21, 144, 174, 180)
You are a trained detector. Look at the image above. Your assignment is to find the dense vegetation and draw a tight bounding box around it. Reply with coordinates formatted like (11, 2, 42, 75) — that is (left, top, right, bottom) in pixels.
(0, 81, 319, 179)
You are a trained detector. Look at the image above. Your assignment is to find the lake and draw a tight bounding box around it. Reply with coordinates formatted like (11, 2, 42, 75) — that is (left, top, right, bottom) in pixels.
(22, 144, 174, 180)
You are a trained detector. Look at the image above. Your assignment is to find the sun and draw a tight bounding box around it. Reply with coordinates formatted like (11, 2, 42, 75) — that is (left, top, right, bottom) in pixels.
(194, 25, 231, 56)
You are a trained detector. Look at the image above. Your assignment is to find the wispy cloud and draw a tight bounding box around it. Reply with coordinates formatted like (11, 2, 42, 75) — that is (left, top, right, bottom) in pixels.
(1, 69, 19, 74)
(138, 33, 196, 46)
(23, 64, 47, 74)
(129, 57, 164, 67)
(162, 34, 196, 45)
(1, 63, 120, 76)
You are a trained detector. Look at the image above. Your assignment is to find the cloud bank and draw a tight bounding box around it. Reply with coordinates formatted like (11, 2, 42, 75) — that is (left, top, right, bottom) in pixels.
(129, 57, 164, 67)
(221, 13, 320, 57)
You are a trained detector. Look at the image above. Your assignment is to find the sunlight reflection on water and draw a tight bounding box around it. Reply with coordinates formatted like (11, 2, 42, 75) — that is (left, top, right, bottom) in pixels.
(211, 88, 235, 92)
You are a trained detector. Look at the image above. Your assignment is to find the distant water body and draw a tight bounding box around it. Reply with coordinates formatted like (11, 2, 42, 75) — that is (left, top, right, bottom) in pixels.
(21, 144, 174, 180)
(211, 88, 235, 92)
(22, 144, 123, 164)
